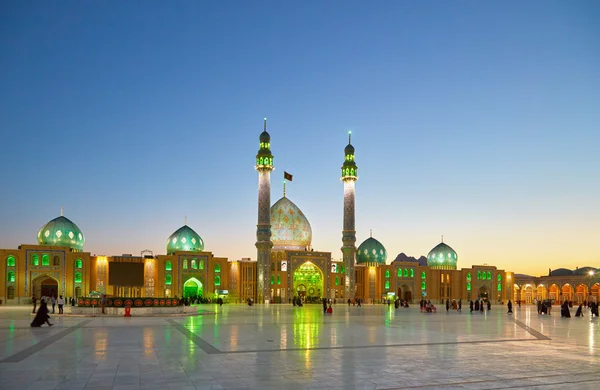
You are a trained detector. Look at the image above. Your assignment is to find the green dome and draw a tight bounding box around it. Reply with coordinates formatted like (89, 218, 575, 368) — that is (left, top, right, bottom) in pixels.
(357, 237, 387, 266)
(260, 130, 270, 143)
(37, 216, 85, 251)
(427, 242, 458, 269)
(166, 225, 204, 254)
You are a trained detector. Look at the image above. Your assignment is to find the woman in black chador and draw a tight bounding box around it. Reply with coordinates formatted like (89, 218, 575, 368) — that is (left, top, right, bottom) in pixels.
(575, 304, 583, 317)
(30, 299, 53, 327)
(560, 301, 571, 318)
(507, 300, 513, 314)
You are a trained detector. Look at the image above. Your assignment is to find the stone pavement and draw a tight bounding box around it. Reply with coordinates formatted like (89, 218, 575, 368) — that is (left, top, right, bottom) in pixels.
(1, 303, 599, 389)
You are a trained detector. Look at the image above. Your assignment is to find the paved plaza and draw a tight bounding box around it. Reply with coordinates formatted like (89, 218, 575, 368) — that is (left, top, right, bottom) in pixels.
(1, 303, 599, 390)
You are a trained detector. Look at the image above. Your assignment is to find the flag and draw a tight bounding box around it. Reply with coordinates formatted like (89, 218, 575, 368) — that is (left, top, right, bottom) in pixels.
(284, 171, 293, 181)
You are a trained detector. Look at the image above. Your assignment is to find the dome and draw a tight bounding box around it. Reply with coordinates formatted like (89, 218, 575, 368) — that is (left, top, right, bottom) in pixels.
(357, 237, 387, 266)
(345, 143, 355, 154)
(260, 130, 270, 143)
(270, 197, 312, 250)
(37, 216, 85, 251)
(427, 242, 458, 269)
(166, 225, 204, 254)
(549, 268, 573, 277)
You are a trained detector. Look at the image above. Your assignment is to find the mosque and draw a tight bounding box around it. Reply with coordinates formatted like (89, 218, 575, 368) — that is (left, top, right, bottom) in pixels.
(0, 120, 550, 306)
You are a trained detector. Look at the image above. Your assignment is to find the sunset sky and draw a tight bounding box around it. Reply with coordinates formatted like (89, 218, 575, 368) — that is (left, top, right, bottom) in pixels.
(1, 2, 599, 276)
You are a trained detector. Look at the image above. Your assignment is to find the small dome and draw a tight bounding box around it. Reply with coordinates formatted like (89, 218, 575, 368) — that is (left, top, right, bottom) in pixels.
(427, 242, 458, 269)
(549, 268, 573, 277)
(345, 143, 355, 155)
(357, 237, 387, 266)
(37, 216, 85, 251)
(260, 130, 270, 143)
(270, 197, 312, 250)
(166, 225, 204, 254)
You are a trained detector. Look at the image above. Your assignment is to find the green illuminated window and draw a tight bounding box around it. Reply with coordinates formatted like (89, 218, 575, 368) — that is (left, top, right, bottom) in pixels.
(397, 269, 402, 277)
(191, 259, 197, 269)
(497, 274, 502, 282)
(385, 270, 390, 278)
(75, 259, 83, 269)
(404, 269, 408, 277)
(7, 271, 15, 282)
(183, 259, 188, 269)
(467, 273, 471, 282)
(42, 254, 49, 266)
(277, 275, 281, 285)
(165, 274, 172, 285)
(215, 264, 221, 273)
(410, 269, 414, 278)
(421, 271, 426, 279)
(497, 283, 502, 292)
(215, 276, 221, 286)
(467, 282, 471, 291)
(199, 259, 204, 270)
(385, 281, 390, 289)
(7, 256, 15, 267)
(335, 276, 339, 286)
(421, 281, 426, 290)
(74, 272, 82, 283)
(32, 254, 39, 266)
(477, 271, 481, 280)
(340, 265, 345, 274)
(487, 271, 491, 280)
(165, 261, 172, 271)
(270, 275, 274, 285)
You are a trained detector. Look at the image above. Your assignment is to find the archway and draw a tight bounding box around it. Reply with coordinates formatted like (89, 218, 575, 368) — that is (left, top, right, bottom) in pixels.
(591, 283, 600, 303)
(183, 277, 203, 298)
(513, 284, 520, 302)
(400, 284, 412, 302)
(549, 284, 560, 302)
(561, 284, 574, 303)
(32, 274, 59, 299)
(536, 285, 547, 301)
(523, 285, 534, 304)
(292, 261, 324, 303)
(478, 286, 488, 299)
(576, 284, 586, 304)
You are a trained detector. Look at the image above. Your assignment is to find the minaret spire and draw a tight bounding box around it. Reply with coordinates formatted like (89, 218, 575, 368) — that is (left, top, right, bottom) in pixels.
(264, 117, 267, 131)
(341, 131, 358, 300)
(60, 206, 64, 217)
(185, 215, 187, 225)
(370, 229, 372, 238)
(441, 235, 443, 243)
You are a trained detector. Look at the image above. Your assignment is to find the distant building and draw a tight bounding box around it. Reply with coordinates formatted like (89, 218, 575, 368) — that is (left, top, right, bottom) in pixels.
(514, 267, 599, 304)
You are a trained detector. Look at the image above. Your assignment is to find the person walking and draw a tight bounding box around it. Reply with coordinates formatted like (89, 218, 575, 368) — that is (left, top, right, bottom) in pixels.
(458, 299, 462, 313)
(322, 297, 327, 313)
(50, 295, 56, 314)
(445, 299, 450, 312)
(32, 295, 37, 313)
(101, 294, 107, 314)
(469, 300, 474, 313)
(57, 295, 64, 314)
(507, 300, 513, 314)
(30, 299, 53, 327)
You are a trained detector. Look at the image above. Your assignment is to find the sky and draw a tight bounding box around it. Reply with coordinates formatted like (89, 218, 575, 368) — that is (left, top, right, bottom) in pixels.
(1, 1, 599, 276)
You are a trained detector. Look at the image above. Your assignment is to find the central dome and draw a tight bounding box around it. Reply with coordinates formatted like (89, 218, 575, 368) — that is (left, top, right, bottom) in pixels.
(166, 225, 204, 254)
(37, 216, 85, 251)
(270, 197, 312, 250)
(427, 242, 458, 270)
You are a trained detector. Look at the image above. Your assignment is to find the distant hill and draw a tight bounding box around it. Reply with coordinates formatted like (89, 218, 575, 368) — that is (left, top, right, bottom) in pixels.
(393, 253, 428, 266)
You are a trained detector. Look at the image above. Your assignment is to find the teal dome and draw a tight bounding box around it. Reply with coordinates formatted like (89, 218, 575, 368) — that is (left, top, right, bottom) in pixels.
(427, 242, 458, 269)
(166, 225, 204, 254)
(37, 216, 85, 251)
(357, 237, 387, 266)
(260, 130, 270, 143)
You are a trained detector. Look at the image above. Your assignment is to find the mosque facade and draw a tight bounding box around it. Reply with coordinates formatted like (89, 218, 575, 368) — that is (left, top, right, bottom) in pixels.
(0, 120, 543, 306)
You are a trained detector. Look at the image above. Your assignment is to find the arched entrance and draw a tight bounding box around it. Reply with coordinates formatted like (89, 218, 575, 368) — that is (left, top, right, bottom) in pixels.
(523, 285, 534, 304)
(293, 261, 324, 303)
(549, 284, 559, 302)
(32, 275, 59, 299)
(576, 284, 586, 304)
(478, 286, 488, 299)
(399, 284, 412, 302)
(183, 277, 203, 298)
(561, 284, 574, 303)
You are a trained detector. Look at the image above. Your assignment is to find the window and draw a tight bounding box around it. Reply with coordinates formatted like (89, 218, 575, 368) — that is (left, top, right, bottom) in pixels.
(165, 261, 172, 271)
(191, 259, 197, 269)
(477, 271, 481, 280)
(397, 269, 402, 277)
(270, 275, 274, 285)
(487, 271, 492, 280)
(53, 256, 60, 266)
(7, 285, 15, 299)
(497, 283, 502, 292)
(385, 270, 390, 278)
(277, 275, 281, 285)
(421, 271, 426, 279)
(215, 276, 221, 286)
(74, 272, 82, 283)
(497, 274, 502, 282)
(271, 262, 275, 271)
(410, 269, 414, 278)
(467, 282, 471, 291)
(385, 281, 390, 289)
(7, 256, 15, 267)
(32, 254, 39, 266)
(199, 259, 205, 270)
(183, 259, 188, 269)
(335, 276, 339, 286)
(467, 273, 471, 282)
(421, 281, 426, 290)
(165, 274, 172, 285)
(75, 259, 83, 269)
(7, 271, 15, 282)
(404, 269, 408, 277)
(215, 264, 221, 273)
(42, 254, 49, 266)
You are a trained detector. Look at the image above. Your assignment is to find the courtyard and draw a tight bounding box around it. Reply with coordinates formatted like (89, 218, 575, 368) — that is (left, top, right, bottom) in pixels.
(1, 303, 599, 390)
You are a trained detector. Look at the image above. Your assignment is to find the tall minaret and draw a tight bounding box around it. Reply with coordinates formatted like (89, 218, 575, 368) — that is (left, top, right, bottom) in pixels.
(255, 118, 274, 303)
(341, 131, 358, 299)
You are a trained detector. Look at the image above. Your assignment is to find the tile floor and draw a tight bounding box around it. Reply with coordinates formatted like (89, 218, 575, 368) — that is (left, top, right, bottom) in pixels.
(1, 303, 599, 389)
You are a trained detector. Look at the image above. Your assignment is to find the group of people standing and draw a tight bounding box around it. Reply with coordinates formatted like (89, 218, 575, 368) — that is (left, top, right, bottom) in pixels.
(469, 298, 491, 313)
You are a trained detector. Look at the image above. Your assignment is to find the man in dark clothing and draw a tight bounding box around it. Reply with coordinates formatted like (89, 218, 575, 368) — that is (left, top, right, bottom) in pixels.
(322, 297, 327, 313)
(32, 295, 37, 313)
(469, 300, 474, 313)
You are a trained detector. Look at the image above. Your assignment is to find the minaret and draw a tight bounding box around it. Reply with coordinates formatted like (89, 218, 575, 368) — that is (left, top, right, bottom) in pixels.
(341, 131, 358, 300)
(255, 118, 274, 303)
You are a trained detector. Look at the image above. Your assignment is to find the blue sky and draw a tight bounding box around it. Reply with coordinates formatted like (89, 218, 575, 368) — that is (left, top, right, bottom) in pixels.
(1, 1, 599, 275)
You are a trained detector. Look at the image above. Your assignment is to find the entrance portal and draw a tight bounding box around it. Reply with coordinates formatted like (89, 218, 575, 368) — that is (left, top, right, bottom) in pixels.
(31, 275, 59, 299)
(183, 277, 203, 298)
(293, 262, 324, 303)
(479, 286, 488, 299)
